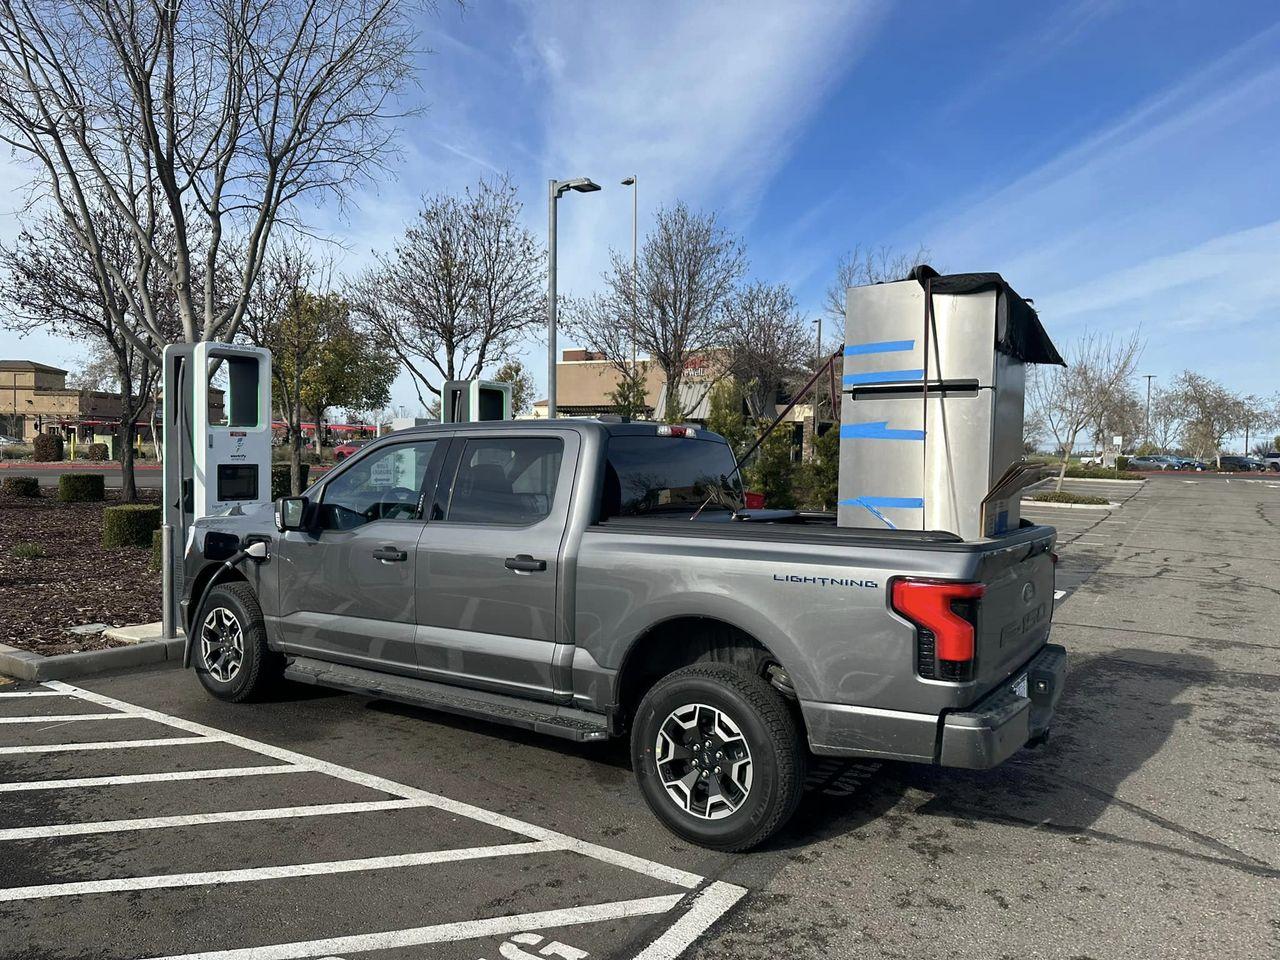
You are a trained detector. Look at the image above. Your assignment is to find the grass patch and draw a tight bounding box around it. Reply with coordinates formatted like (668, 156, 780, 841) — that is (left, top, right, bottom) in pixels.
(11, 541, 45, 559)
(1032, 491, 1110, 505)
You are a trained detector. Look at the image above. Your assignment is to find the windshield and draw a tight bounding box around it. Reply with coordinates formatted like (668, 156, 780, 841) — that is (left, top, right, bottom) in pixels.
(602, 435, 744, 518)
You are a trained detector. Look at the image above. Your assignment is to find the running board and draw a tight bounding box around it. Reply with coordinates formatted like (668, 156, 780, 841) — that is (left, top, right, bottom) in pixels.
(283, 658, 610, 743)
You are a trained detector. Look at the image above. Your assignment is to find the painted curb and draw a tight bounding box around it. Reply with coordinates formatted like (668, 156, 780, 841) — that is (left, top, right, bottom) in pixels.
(0, 637, 184, 681)
(1021, 498, 1117, 510)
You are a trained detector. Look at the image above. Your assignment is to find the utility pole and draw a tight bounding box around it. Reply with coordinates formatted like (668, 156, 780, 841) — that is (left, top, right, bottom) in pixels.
(622, 176, 638, 374)
(811, 314, 823, 461)
(1143, 374, 1156, 447)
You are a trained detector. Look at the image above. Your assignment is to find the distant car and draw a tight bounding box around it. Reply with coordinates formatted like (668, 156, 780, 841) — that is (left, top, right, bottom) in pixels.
(333, 438, 372, 462)
(1264, 452, 1280, 472)
(1216, 455, 1260, 472)
(0, 434, 22, 446)
(1128, 455, 1178, 471)
(1175, 458, 1208, 471)
(1078, 453, 1104, 466)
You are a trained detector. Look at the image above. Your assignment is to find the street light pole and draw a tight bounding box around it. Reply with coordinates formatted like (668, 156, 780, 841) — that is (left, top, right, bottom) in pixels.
(1143, 374, 1156, 447)
(546, 177, 602, 420)
(621, 176, 637, 373)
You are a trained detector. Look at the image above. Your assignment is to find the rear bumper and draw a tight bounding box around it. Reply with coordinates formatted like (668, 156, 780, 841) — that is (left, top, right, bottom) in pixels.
(802, 643, 1068, 768)
(937, 643, 1067, 769)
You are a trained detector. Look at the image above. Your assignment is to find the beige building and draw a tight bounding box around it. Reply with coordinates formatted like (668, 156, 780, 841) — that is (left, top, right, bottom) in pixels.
(0, 360, 158, 451)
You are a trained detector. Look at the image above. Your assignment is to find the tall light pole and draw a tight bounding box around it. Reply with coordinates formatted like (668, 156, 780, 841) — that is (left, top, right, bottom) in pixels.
(621, 176, 638, 374)
(547, 177, 601, 419)
(1143, 374, 1156, 447)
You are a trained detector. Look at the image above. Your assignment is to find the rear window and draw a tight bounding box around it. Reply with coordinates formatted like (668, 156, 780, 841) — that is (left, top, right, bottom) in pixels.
(602, 436, 743, 519)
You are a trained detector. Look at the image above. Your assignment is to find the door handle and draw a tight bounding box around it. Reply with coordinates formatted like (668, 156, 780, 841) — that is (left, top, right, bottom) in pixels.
(505, 554, 546, 573)
(372, 545, 408, 563)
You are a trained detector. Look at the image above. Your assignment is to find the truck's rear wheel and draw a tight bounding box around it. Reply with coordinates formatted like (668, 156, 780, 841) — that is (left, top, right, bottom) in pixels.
(193, 582, 279, 703)
(631, 664, 805, 851)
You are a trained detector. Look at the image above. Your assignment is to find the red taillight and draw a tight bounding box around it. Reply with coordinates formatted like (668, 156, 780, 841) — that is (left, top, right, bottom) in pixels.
(744, 491, 766, 510)
(891, 578, 985, 679)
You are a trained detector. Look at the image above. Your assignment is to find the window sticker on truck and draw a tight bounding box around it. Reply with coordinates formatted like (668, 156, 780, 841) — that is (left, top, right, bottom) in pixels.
(772, 574, 879, 589)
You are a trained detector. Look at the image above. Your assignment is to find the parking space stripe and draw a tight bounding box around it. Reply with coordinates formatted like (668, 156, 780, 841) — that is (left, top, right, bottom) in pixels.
(0, 764, 303, 793)
(0, 798, 429, 842)
(0, 840, 561, 902)
(0, 690, 70, 697)
(634, 882, 749, 960)
(44, 681, 709, 891)
(139, 893, 686, 960)
(0, 713, 127, 723)
(0, 736, 211, 755)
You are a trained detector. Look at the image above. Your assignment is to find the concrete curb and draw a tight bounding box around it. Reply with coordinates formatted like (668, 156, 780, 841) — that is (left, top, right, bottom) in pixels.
(0, 636, 185, 681)
(1050, 476, 1146, 485)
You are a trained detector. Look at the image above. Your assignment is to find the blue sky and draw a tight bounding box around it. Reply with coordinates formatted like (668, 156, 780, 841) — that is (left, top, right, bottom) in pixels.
(2, 0, 1277, 414)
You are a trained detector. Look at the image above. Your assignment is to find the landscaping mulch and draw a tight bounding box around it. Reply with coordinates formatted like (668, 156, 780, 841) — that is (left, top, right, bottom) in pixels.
(0, 488, 161, 655)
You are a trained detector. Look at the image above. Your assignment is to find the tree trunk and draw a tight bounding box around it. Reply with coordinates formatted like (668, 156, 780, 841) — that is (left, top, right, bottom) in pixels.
(119, 420, 138, 502)
(1055, 433, 1076, 493)
(290, 425, 304, 496)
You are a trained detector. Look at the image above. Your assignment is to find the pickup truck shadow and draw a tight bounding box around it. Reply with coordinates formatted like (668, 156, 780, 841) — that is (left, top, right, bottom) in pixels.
(767, 649, 1209, 853)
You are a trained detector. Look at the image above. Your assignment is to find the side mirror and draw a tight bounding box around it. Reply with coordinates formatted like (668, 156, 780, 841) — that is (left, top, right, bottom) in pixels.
(276, 496, 309, 532)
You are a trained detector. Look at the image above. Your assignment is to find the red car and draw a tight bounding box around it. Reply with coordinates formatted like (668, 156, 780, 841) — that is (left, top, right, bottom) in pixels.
(333, 439, 372, 461)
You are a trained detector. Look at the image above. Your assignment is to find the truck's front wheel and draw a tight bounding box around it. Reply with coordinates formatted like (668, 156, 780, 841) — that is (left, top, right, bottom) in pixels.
(631, 664, 805, 851)
(193, 582, 279, 703)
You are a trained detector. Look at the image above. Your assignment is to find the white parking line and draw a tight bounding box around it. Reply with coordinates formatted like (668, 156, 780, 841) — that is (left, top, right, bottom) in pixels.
(0, 764, 302, 793)
(0, 713, 127, 723)
(23, 681, 745, 959)
(0, 798, 429, 842)
(0, 736, 211, 755)
(0, 690, 70, 697)
(141, 895, 688, 960)
(43, 680, 706, 890)
(0, 840, 560, 902)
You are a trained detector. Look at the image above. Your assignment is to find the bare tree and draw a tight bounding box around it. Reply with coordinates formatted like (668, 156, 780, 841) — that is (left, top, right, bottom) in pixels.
(723, 281, 811, 421)
(1029, 330, 1143, 490)
(1147, 386, 1184, 453)
(566, 201, 745, 418)
(1169, 371, 1248, 464)
(823, 243, 932, 327)
(0, 0, 421, 361)
(0, 199, 179, 499)
(349, 177, 545, 405)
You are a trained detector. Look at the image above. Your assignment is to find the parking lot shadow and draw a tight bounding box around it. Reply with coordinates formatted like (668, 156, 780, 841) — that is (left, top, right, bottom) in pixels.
(767, 649, 1212, 851)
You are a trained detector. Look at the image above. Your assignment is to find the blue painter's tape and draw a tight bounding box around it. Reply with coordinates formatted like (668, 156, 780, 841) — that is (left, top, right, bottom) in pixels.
(839, 496, 925, 509)
(841, 421, 926, 442)
(842, 368, 925, 385)
(844, 340, 915, 356)
(837, 495, 925, 529)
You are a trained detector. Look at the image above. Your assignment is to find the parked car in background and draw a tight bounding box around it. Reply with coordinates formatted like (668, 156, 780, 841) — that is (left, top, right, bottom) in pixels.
(1078, 453, 1104, 466)
(0, 434, 22, 446)
(1264, 452, 1280, 472)
(1128, 455, 1179, 471)
(333, 438, 373, 462)
(1171, 457, 1207, 471)
(1216, 455, 1261, 472)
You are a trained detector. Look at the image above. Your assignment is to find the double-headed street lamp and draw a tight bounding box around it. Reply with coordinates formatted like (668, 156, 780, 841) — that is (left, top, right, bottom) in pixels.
(547, 177, 601, 419)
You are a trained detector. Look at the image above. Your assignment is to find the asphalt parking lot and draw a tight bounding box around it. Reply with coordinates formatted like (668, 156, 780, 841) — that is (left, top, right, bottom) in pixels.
(1, 474, 1277, 959)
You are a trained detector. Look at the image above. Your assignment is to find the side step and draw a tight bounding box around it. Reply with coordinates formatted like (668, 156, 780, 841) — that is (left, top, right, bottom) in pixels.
(283, 658, 609, 743)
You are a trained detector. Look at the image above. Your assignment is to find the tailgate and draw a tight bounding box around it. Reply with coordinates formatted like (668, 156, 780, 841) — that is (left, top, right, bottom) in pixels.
(970, 529, 1056, 692)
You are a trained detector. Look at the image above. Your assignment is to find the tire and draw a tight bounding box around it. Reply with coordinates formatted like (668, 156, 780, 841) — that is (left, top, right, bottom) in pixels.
(193, 582, 280, 703)
(631, 664, 805, 852)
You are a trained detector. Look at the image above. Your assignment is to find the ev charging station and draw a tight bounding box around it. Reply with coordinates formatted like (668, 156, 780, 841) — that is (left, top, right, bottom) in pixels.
(160, 342, 273, 640)
(440, 379, 512, 423)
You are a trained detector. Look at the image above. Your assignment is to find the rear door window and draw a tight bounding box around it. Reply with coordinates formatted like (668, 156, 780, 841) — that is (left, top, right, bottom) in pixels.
(445, 437, 564, 525)
(602, 436, 743, 518)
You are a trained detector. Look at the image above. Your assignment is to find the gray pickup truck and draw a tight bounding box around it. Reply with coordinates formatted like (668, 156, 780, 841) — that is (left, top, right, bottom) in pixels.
(182, 418, 1065, 850)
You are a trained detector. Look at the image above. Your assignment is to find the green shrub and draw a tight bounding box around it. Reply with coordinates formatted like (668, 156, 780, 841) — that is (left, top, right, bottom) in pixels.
(150, 527, 165, 571)
(57, 472, 105, 502)
(102, 504, 162, 548)
(745, 429, 796, 510)
(1, 443, 34, 460)
(1031, 491, 1110, 505)
(11, 541, 44, 559)
(32, 433, 64, 462)
(1, 476, 39, 497)
(86, 442, 110, 461)
(271, 462, 310, 500)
